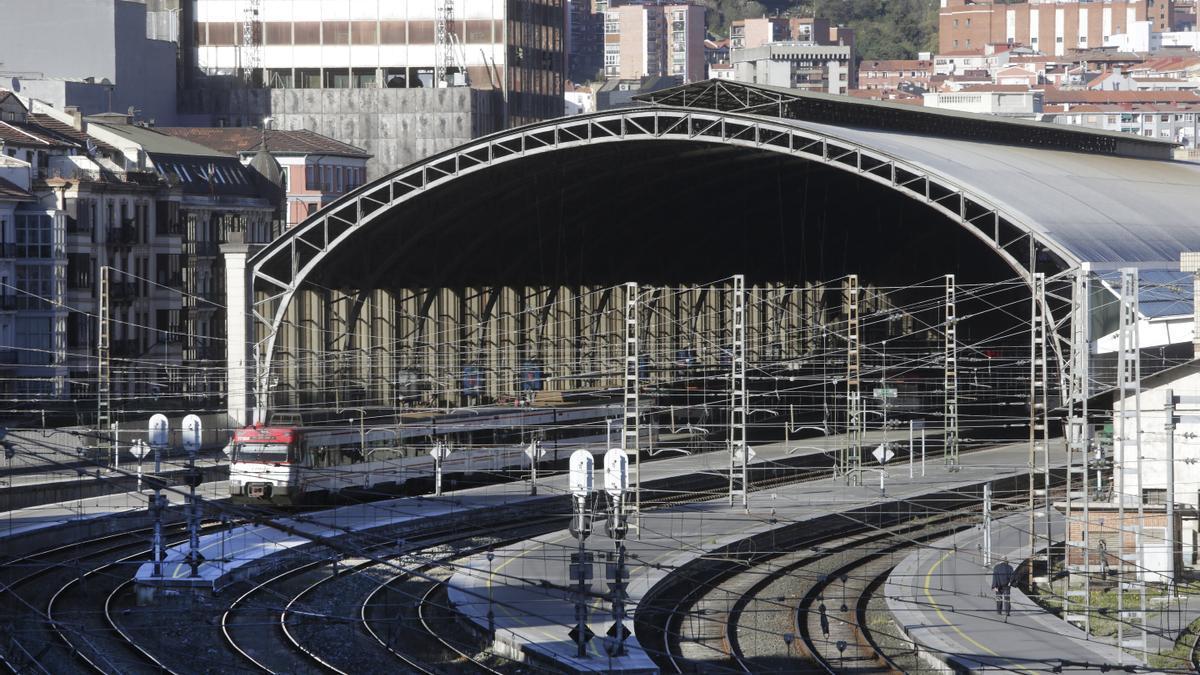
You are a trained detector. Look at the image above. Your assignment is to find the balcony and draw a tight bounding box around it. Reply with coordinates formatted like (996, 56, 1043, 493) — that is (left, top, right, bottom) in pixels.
(106, 225, 135, 246)
(111, 339, 141, 358)
(0, 242, 14, 259)
(184, 240, 219, 257)
(109, 281, 138, 304)
(65, 217, 91, 236)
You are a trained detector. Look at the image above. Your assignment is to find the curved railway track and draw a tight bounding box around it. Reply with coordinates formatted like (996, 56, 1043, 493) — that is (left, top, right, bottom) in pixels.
(0, 522, 216, 675)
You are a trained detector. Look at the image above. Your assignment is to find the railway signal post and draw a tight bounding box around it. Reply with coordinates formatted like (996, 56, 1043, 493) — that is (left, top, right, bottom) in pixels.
(181, 414, 203, 578)
(568, 450, 594, 658)
(604, 448, 630, 657)
(430, 441, 451, 496)
(147, 414, 169, 578)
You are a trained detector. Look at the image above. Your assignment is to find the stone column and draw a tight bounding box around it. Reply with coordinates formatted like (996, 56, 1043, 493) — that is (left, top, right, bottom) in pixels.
(222, 240, 259, 428)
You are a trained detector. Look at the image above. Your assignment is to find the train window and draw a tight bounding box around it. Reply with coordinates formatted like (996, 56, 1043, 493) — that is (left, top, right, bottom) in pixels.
(235, 443, 291, 463)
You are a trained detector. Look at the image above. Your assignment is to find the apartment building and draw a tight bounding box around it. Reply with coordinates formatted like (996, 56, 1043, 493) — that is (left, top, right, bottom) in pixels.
(1045, 103, 1198, 145)
(858, 59, 935, 92)
(730, 43, 855, 94)
(157, 127, 370, 229)
(604, 3, 706, 82)
(730, 17, 789, 50)
(0, 93, 277, 404)
(939, 0, 1163, 56)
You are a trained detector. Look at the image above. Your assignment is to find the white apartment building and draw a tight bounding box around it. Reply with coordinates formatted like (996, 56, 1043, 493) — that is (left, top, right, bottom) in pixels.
(1046, 106, 1199, 146)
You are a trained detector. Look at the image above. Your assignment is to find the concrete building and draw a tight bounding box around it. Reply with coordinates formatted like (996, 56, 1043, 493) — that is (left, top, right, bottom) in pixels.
(857, 59, 935, 92)
(0, 0, 178, 124)
(188, 0, 565, 129)
(603, 3, 706, 83)
(1110, 360, 1200, 573)
(730, 17, 790, 50)
(155, 127, 370, 229)
(1106, 20, 1200, 51)
(939, 0, 1162, 56)
(731, 43, 854, 94)
(1045, 103, 1198, 146)
(568, 0, 604, 83)
(923, 86, 1044, 116)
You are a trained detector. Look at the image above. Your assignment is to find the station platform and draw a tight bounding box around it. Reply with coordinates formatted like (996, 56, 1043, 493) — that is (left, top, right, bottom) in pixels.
(886, 512, 1153, 674)
(0, 480, 229, 541)
(1, 455, 228, 512)
(133, 429, 909, 591)
(445, 441, 1040, 674)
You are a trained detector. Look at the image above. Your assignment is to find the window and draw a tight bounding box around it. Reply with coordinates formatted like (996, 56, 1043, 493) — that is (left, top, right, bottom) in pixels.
(306, 165, 316, 190)
(351, 21, 377, 44)
(966, 18, 971, 27)
(16, 213, 54, 258)
(1142, 488, 1167, 505)
(266, 22, 291, 45)
(14, 315, 52, 364)
(293, 22, 320, 45)
(380, 21, 405, 44)
(324, 21, 350, 44)
(16, 264, 54, 310)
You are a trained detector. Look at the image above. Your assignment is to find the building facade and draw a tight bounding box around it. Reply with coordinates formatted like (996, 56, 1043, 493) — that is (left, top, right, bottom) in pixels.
(604, 3, 706, 82)
(0, 93, 277, 405)
(190, 0, 566, 128)
(939, 0, 1162, 55)
(156, 127, 370, 229)
(730, 43, 854, 94)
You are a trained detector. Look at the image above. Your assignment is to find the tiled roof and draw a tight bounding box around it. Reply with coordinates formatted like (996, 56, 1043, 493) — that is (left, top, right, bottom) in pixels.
(0, 120, 77, 148)
(0, 176, 33, 201)
(955, 84, 1037, 93)
(156, 127, 371, 158)
(1043, 89, 1200, 104)
(858, 59, 932, 72)
(25, 114, 120, 155)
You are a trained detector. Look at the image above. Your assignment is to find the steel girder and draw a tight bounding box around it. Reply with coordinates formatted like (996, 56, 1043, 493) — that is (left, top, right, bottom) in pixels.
(249, 106, 1079, 391)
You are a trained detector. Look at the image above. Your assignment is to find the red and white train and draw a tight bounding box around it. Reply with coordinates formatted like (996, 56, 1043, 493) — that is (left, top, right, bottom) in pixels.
(228, 404, 642, 504)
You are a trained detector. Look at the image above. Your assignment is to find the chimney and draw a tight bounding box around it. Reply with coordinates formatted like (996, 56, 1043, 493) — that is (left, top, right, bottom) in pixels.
(64, 106, 84, 131)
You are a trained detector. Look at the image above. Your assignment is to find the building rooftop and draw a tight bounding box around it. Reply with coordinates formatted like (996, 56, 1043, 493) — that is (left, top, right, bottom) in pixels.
(859, 59, 933, 71)
(0, 175, 33, 201)
(636, 79, 1175, 159)
(0, 120, 78, 148)
(155, 127, 371, 159)
(92, 123, 231, 158)
(1044, 89, 1200, 104)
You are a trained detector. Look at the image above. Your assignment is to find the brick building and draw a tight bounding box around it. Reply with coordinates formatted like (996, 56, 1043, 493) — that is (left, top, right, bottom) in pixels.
(939, 0, 1166, 56)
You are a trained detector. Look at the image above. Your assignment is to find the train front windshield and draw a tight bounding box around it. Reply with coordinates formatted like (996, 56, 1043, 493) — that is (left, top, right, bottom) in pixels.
(234, 443, 292, 463)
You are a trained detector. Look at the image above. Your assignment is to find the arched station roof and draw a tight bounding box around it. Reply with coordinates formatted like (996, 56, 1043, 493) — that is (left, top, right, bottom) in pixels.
(248, 80, 1200, 367)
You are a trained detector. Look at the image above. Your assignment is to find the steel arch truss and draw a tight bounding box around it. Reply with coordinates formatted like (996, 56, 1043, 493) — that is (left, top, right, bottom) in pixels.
(250, 106, 1078, 378)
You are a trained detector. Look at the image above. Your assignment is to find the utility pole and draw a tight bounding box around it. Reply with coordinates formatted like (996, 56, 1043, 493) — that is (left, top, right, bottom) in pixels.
(1165, 388, 1177, 589)
(622, 282, 640, 534)
(729, 274, 748, 508)
(1065, 266, 1092, 632)
(944, 274, 959, 469)
(845, 275, 861, 485)
(1115, 267, 1145, 661)
(98, 265, 112, 468)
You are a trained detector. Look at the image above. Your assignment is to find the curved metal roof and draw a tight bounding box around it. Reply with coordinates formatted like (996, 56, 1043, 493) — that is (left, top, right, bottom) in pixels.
(794, 120, 1200, 266)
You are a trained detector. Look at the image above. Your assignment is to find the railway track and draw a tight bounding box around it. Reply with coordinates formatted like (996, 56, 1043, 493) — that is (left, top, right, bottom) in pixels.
(0, 523, 210, 675)
(212, 519, 561, 674)
(658, 513, 976, 674)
